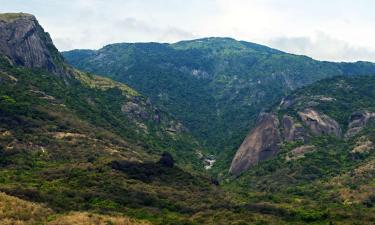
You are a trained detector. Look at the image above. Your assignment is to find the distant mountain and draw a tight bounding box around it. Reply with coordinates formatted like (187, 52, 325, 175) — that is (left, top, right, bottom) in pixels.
(63, 37, 375, 174)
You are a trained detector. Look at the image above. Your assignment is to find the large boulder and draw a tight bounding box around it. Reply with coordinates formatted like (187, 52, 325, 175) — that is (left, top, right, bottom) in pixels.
(229, 113, 281, 176)
(298, 108, 341, 138)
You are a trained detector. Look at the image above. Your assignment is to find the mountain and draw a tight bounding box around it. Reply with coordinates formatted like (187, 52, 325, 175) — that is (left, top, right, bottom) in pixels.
(225, 75, 375, 223)
(0, 13, 234, 224)
(0, 12, 336, 225)
(1, 12, 375, 225)
(0, 13, 70, 77)
(230, 75, 375, 175)
(63, 37, 375, 175)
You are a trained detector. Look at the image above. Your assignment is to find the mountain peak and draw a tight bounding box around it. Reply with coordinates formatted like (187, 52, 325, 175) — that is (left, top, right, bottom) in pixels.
(0, 13, 70, 76)
(172, 37, 283, 54)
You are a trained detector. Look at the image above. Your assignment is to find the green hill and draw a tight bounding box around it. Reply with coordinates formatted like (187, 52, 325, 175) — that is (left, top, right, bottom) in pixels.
(63, 38, 375, 175)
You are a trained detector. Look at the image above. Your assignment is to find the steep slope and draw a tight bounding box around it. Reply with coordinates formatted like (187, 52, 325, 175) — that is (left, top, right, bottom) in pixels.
(0, 13, 210, 171)
(1, 12, 375, 224)
(63, 38, 375, 173)
(0, 13, 231, 224)
(223, 75, 375, 224)
(0, 13, 70, 77)
(230, 75, 375, 175)
(228, 75, 375, 192)
(1, 12, 336, 225)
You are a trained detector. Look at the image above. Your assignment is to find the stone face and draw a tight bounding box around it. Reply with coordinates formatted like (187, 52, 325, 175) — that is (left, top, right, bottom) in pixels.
(282, 115, 307, 142)
(229, 113, 281, 176)
(298, 108, 341, 138)
(345, 111, 375, 138)
(0, 13, 69, 76)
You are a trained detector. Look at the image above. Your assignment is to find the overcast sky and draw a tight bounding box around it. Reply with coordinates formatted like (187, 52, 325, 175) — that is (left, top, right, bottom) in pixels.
(1, 0, 375, 62)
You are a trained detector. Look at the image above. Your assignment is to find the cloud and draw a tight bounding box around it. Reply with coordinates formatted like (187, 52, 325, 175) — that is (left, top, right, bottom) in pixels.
(267, 32, 375, 62)
(2, 0, 375, 62)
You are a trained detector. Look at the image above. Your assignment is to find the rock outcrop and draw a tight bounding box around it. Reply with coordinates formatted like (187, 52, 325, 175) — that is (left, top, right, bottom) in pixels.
(345, 111, 375, 138)
(0, 13, 69, 76)
(282, 115, 307, 142)
(298, 108, 341, 138)
(229, 113, 281, 176)
(230, 108, 343, 175)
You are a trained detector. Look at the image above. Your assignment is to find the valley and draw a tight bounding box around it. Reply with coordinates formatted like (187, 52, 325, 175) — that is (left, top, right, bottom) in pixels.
(0, 12, 374, 225)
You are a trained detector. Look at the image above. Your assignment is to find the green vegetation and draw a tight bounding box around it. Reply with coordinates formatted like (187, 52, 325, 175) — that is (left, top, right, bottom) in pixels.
(1, 13, 375, 223)
(63, 38, 375, 175)
(0, 13, 33, 22)
(223, 75, 375, 224)
(1, 53, 375, 224)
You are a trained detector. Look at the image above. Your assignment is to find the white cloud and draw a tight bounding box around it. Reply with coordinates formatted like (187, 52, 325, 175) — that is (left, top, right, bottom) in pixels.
(267, 32, 375, 62)
(1, 0, 375, 62)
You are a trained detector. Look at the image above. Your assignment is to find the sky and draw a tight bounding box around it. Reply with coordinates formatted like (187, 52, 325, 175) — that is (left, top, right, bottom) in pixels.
(1, 0, 375, 62)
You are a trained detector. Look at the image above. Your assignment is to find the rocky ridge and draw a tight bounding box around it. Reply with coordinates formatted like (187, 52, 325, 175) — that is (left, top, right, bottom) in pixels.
(230, 95, 375, 176)
(0, 13, 70, 76)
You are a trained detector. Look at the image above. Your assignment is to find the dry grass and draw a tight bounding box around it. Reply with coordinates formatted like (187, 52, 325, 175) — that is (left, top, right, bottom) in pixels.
(47, 212, 151, 225)
(0, 192, 52, 224)
(0, 192, 150, 225)
(0, 13, 33, 22)
(74, 70, 139, 97)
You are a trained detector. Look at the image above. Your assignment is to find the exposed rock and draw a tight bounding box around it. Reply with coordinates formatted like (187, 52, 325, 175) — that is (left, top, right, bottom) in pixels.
(0, 13, 70, 76)
(345, 111, 375, 138)
(203, 155, 216, 170)
(282, 115, 307, 142)
(279, 96, 296, 109)
(229, 113, 281, 176)
(286, 145, 315, 161)
(298, 108, 341, 138)
(121, 101, 150, 120)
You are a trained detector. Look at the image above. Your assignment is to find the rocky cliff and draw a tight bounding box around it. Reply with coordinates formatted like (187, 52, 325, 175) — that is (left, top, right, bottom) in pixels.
(230, 89, 375, 175)
(0, 13, 70, 76)
(229, 113, 281, 175)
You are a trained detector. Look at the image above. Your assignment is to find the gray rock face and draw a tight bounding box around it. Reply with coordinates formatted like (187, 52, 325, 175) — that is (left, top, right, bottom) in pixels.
(282, 115, 307, 142)
(229, 113, 281, 176)
(345, 111, 375, 138)
(0, 13, 69, 76)
(298, 108, 341, 138)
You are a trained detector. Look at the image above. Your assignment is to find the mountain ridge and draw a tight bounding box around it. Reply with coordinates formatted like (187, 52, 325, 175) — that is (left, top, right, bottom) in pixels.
(1, 12, 375, 224)
(63, 37, 375, 176)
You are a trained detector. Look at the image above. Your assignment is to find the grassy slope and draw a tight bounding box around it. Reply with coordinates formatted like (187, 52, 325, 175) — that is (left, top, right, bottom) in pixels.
(0, 191, 150, 225)
(1, 57, 375, 224)
(0, 57, 306, 225)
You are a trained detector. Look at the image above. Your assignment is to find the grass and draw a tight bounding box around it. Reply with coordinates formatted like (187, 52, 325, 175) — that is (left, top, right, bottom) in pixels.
(0, 13, 33, 22)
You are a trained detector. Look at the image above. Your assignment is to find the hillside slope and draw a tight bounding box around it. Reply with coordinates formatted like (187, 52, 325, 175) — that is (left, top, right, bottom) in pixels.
(225, 75, 375, 223)
(1, 12, 375, 225)
(63, 39, 375, 158)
